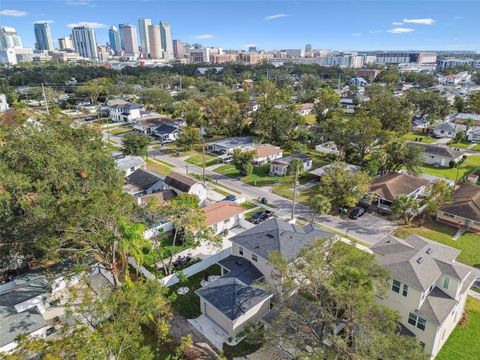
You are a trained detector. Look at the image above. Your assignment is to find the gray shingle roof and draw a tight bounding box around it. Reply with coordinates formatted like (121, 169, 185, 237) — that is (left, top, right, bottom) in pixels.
(0, 307, 47, 348)
(155, 124, 178, 135)
(416, 287, 457, 325)
(417, 143, 465, 159)
(435, 122, 456, 132)
(218, 255, 264, 285)
(126, 169, 162, 191)
(229, 218, 333, 262)
(196, 278, 271, 320)
(116, 156, 146, 172)
(271, 153, 311, 166)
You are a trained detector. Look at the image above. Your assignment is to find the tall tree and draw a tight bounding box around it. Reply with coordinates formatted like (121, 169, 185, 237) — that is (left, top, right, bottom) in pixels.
(406, 89, 451, 119)
(140, 87, 174, 114)
(391, 195, 420, 224)
(314, 86, 341, 123)
(250, 106, 301, 145)
(176, 126, 201, 151)
(368, 141, 423, 175)
(203, 96, 241, 135)
(173, 99, 203, 126)
(468, 91, 480, 114)
(122, 132, 151, 157)
(232, 149, 254, 176)
(308, 194, 331, 223)
(364, 93, 414, 134)
(288, 157, 306, 220)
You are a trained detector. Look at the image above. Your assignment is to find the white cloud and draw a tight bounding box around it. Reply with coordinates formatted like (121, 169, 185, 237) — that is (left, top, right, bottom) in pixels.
(194, 34, 214, 39)
(66, 0, 93, 5)
(387, 27, 415, 34)
(352, 33, 362, 37)
(34, 20, 55, 24)
(264, 14, 288, 21)
(67, 22, 106, 29)
(243, 44, 256, 48)
(403, 18, 435, 25)
(392, 21, 404, 26)
(0, 9, 27, 17)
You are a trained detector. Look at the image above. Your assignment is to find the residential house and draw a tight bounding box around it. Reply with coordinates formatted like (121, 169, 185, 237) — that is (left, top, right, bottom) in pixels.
(432, 122, 457, 139)
(412, 116, 431, 130)
(195, 219, 333, 339)
(0, 263, 112, 354)
(340, 96, 356, 113)
(136, 189, 178, 207)
(202, 201, 245, 234)
(124, 169, 165, 197)
(164, 172, 208, 205)
(115, 155, 146, 176)
(315, 141, 339, 155)
(133, 117, 166, 135)
(99, 98, 128, 117)
(438, 71, 471, 85)
(450, 113, 480, 128)
(269, 154, 312, 176)
(371, 234, 475, 357)
(437, 183, 480, 233)
(248, 99, 259, 113)
(356, 68, 380, 80)
(466, 169, 480, 184)
(297, 103, 314, 116)
(154, 123, 181, 143)
(467, 126, 480, 142)
(309, 162, 361, 180)
(109, 102, 144, 122)
(368, 172, 430, 213)
(350, 77, 368, 88)
(206, 136, 255, 155)
(250, 145, 283, 165)
(418, 144, 465, 168)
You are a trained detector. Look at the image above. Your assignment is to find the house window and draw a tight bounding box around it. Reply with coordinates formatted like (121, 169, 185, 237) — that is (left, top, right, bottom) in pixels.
(408, 312, 426, 331)
(239, 247, 244, 256)
(252, 254, 258, 262)
(392, 280, 401, 293)
(402, 284, 409, 297)
(223, 219, 230, 224)
(443, 277, 450, 289)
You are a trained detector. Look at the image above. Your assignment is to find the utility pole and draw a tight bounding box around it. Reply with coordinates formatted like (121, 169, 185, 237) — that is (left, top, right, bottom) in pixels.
(41, 83, 49, 114)
(200, 127, 206, 183)
(337, 74, 341, 92)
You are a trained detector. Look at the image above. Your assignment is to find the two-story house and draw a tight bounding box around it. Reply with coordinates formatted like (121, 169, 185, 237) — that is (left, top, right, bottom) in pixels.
(195, 219, 333, 339)
(109, 102, 145, 123)
(371, 234, 475, 358)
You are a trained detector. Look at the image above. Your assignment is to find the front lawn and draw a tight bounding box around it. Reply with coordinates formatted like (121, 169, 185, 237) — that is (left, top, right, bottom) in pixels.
(448, 141, 472, 149)
(146, 159, 173, 175)
(186, 154, 218, 167)
(436, 297, 480, 360)
(109, 127, 132, 135)
(394, 220, 480, 267)
(168, 265, 221, 319)
(419, 155, 480, 181)
(272, 182, 320, 205)
(402, 132, 436, 143)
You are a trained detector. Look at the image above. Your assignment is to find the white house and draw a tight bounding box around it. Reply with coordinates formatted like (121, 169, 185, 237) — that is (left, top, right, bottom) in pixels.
(432, 122, 463, 139)
(418, 144, 465, 168)
(467, 126, 480, 142)
(0, 94, 9, 112)
(202, 201, 245, 234)
(206, 137, 255, 155)
(269, 154, 312, 176)
(109, 102, 145, 122)
(371, 234, 475, 358)
(154, 123, 181, 143)
(250, 145, 283, 165)
(115, 155, 147, 176)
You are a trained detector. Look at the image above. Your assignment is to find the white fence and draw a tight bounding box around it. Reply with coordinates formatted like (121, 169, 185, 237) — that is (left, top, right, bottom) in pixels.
(128, 246, 232, 287)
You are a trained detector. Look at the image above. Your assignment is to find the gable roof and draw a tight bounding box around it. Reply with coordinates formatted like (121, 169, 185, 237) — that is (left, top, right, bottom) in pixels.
(126, 169, 162, 191)
(218, 255, 264, 285)
(164, 171, 198, 193)
(155, 123, 179, 135)
(251, 144, 282, 159)
(439, 183, 480, 222)
(137, 189, 177, 206)
(196, 278, 271, 320)
(115, 156, 146, 172)
(370, 172, 429, 201)
(434, 122, 456, 132)
(202, 201, 244, 226)
(417, 144, 465, 160)
(230, 218, 333, 262)
(271, 153, 311, 167)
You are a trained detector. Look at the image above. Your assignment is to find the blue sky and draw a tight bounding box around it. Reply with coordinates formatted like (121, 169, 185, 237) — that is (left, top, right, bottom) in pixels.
(1, 0, 479, 51)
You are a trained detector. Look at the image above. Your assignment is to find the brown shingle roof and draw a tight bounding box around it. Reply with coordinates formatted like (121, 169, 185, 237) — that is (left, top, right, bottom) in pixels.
(164, 172, 198, 193)
(202, 201, 244, 226)
(370, 172, 429, 201)
(137, 189, 177, 206)
(251, 145, 282, 159)
(439, 183, 480, 221)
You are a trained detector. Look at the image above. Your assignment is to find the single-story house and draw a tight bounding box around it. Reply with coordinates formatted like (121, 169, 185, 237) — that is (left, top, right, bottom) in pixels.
(340, 96, 356, 113)
(466, 169, 480, 184)
(412, 116, 431, 130)
(124, 169, 165, 197)
(269, 154, 312, 176)
(164, 172, 207, 204)
(202, 201, 245, 234)
(368, 172, 430, 213)
(297, 103, 314, 116)
(315, 141, 339, 155)
(133, 117, 167, 135)
(417, 144, 465, 168)
(437, 183, 480, 233)
(250, 144, 283, 165)
(136, 189, 178, 207)
(308, 162, 361, 180)
(206, 136, 255, 155)
(432, 122, 465, 139)
(115, 155, 146, 176)
(154, 124, 181, 143)
(467, 126, 480, 143)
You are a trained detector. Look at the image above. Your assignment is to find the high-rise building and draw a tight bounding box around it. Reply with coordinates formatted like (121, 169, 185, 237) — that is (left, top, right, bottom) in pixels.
(34, 22, 54, 51)
(148, 25, 163, 59)
(71, 26, 98, 59)
(248, 45, 257, 52)
(0, 26, 23, 50)
(160, 21, 173, 59)
(305, 44, 312, 58)
(138, 18, 152, 57)
(121, 24, 138, 55)
(172, 39, 184, 59)
(108, 25, 122, 53)
(58, 36, 74, 50)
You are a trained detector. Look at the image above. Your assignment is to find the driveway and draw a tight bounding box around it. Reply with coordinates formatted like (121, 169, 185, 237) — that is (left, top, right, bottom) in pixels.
(188, 315, 228, 351)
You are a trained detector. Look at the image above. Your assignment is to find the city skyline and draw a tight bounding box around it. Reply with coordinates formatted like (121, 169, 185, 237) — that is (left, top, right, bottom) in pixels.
(1, 0, 479, 51)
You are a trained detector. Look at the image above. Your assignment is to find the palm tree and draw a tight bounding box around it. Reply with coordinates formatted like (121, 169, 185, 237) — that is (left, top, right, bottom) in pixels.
(309, 194, 331, 223)
(391, 195, 419, 225)
(287, 157, 305, 220)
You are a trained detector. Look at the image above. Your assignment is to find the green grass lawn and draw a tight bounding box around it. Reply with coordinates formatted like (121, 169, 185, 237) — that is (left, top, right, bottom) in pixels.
(185, 154, 218, 167)
(146, 159, 173, 175)
(419, 155, 480, 181)
(472, 144, 480, 151)
(240, 201, 258, 210)
(436, 297, 480, 360)
(154, 159, 174, 168)
(103, 141, 121, 151)
(303, 113, 316, 125)
(402, 132, 436, 143)
(394, 220, 480, 267)
(168, 265, 221, 319)
(448, 141, 472, 149)
(272, 182, 320, 205)
(109, 127, 132, 135)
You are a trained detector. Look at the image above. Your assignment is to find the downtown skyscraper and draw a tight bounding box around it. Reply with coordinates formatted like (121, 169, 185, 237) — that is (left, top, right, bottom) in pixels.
(34, 22, 54, 50)
(138, 18, 152, 58)
(120, 24, 138, 55)
(71, 26, 98, 59)
(148, 24, 163, 59)
(160, 21, 173, 59)
(108, 25, 121, 53)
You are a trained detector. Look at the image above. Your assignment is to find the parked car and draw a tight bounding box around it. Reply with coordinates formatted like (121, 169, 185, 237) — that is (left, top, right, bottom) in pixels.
(224, 195, 237, 202)
(250, 210, 273, 224)
(348, 207, 366, 219)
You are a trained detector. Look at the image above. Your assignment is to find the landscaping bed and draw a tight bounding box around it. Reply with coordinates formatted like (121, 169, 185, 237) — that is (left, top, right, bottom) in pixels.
(394, 220, 480, 267)
(436, 297, 480, 360)
(168, 265, 221, 319)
